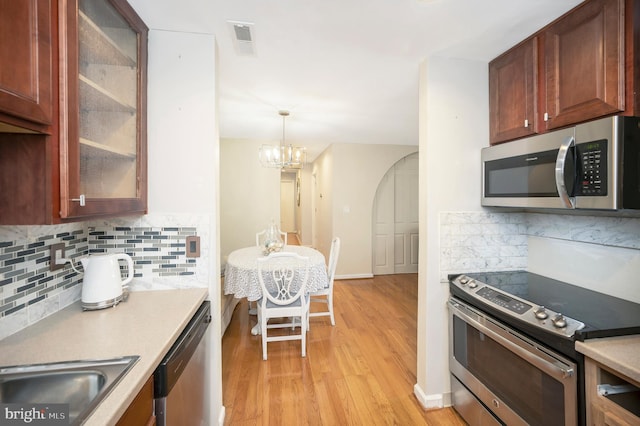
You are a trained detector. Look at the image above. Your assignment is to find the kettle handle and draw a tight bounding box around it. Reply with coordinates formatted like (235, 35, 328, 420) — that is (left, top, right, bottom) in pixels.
(116, 254, 135, 287)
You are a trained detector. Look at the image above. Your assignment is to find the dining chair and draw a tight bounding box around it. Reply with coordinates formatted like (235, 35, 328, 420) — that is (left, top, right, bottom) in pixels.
(255, 228, 288, 247)
(309, 237, 340, 326)
(249, 228, 289, 315)
(256, 252, 310, 360)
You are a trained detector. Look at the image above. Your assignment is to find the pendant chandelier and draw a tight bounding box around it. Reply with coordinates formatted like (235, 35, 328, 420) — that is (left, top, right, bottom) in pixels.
(259, 110, 307, 169)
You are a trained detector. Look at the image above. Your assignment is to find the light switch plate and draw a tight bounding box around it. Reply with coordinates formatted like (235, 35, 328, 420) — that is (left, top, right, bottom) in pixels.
(186, 236, 200, 258)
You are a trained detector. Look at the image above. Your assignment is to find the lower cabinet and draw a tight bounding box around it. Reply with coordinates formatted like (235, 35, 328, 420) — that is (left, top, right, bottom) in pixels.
(585, 357, 640, 426)
(116, 375, 156, 426)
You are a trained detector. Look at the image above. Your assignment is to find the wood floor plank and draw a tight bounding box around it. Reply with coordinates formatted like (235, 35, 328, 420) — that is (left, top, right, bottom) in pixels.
(222, 273, 467, 425)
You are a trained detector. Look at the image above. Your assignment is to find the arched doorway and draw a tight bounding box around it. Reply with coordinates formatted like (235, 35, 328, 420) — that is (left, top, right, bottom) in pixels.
(372, 152, 419, 275)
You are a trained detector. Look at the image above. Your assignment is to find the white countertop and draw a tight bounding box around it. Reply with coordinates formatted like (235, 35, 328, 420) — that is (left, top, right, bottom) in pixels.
(0, 288, 208, 425)
(576, 335, 640, 384)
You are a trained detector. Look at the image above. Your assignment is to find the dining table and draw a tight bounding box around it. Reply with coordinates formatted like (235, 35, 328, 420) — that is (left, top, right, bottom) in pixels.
(224, 245, 329, 334)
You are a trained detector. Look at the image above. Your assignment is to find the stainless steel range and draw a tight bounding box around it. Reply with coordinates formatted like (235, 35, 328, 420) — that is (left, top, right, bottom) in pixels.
(448, 271, 640, 426)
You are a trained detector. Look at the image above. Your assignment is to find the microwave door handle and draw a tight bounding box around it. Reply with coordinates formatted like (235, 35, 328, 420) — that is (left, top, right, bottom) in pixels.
(555, 136, 576, 209)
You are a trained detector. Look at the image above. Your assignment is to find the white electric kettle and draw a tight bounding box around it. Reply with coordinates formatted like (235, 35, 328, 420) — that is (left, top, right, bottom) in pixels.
(79, 253, 134, 310)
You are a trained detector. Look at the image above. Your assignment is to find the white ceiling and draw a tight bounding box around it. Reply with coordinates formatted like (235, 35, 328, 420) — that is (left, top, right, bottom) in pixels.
(131, 0, 583, 160)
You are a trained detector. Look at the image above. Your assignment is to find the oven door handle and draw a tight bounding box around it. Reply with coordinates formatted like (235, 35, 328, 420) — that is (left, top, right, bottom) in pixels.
(449, 300, 575, 381)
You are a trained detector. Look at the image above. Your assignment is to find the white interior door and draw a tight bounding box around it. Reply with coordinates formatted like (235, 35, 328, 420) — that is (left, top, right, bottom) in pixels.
(280, 180, 295, 232)
(393, 154, 419, 273)
(373, 152, 419, 275)
(373, 173, 395, 275)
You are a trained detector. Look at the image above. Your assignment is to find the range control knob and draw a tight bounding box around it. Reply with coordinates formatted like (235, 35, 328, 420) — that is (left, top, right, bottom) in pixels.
(534, 306, 549, 320)
(468, 280, 478, 289)
(552, 313, 568, 329)
(459, 277, 469, 285)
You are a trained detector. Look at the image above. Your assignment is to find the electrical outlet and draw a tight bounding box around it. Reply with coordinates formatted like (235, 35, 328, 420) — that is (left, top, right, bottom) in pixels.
(50, 243, 66, 271)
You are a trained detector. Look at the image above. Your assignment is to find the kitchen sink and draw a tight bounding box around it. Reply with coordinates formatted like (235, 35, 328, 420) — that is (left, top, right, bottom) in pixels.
(0, 356, 139, 425)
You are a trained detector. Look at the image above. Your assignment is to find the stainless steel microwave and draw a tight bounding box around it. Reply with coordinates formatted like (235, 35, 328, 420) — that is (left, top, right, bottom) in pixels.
(482, 115, 640, 210)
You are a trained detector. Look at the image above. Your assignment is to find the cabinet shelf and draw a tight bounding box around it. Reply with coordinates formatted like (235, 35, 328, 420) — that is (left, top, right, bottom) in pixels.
(79, 11, 136, 67)
(79, 74, 136, 113)
(80, 137, 136, 158)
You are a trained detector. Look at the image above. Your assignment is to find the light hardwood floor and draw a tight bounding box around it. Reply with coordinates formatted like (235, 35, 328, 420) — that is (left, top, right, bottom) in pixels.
(221, 270, 466, 425)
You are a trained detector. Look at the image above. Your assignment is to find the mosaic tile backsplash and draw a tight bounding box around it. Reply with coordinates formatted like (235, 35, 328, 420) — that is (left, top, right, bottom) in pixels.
(0, 217, 206, 340)
(88, 226, 198, 279)
(0, 225, 87, 339)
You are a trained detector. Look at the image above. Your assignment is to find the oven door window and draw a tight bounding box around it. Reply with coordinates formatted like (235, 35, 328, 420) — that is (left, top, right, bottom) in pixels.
(453, 315, 565, 426)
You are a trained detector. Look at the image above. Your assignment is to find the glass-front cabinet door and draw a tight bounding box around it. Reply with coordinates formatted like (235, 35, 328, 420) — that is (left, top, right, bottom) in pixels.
(60, 0, 147, 219)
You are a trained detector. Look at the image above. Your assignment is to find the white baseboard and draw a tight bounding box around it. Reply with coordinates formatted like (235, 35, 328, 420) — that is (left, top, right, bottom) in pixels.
(221, 296, 240, 335)
(413, 383, 444, 410)
(218, 406, 225, 426)
(335, 273, 374, 280)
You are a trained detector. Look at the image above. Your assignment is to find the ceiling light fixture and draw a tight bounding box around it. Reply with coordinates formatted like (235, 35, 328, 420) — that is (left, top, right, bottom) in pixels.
(259, 110, 307, 169)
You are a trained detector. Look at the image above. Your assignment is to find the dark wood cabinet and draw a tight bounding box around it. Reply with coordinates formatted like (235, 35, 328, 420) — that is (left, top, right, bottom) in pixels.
(0, 0, 55, 133)
(544, 0, 624, 130)
(116, 375, 156, 426)
(489, 37, 538, 143)
(489, 0, 629, 145)
(59, 0, 148, 219)
(0, 134, 58, 224)
(0, 0, 147, 224)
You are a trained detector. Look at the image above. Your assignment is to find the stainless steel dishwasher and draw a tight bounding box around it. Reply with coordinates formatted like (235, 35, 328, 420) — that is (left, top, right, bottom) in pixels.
(154, 300, 211, 426)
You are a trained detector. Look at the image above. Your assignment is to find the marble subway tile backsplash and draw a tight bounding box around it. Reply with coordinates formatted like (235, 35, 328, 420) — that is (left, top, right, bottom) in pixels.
(440, 211, 640, 281)
(440, 212, 528, 280)
(526, 213, 640, 249)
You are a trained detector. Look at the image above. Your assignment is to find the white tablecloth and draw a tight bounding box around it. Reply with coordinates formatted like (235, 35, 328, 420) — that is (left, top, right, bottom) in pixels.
(224, 245, 329, 301)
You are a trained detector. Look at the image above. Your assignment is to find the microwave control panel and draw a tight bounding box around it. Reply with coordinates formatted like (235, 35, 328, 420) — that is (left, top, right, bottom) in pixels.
(575, 139, 608, 196)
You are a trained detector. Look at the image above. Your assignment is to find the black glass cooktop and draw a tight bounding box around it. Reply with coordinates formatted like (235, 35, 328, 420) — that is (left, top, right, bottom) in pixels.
(452, 270, 640, 341)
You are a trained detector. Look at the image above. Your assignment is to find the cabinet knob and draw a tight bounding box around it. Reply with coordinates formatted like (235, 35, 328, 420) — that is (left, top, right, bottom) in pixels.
(543, 112, 549, 121)
(524, 119, 529, 128)
(71, 194, 86, 206)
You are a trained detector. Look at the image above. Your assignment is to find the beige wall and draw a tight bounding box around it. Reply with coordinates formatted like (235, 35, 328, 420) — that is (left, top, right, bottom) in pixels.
(221, 140, 418, 277)
(415, 56, 488, 410)
(299, 167, 313, 245)
(312, 143, 418, 277)
(220, 138, 280, 260)
(142, 27, 223, 425)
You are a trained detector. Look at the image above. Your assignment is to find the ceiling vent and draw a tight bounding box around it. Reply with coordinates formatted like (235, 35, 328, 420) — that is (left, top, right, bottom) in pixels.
(227, 21, 256, 56)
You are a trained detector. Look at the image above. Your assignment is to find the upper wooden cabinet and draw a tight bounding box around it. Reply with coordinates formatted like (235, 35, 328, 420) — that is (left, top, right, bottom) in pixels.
(0, 0, 55, 132)
(0, 0, 147, 225)
(489, 37, 538, 143)
(489, 0, 628, 145)
(59, 0, 148, 219)
(544, 0, 624, 131)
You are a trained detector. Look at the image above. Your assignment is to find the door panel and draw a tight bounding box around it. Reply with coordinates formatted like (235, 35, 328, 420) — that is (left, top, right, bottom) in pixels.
(394, 154, 419, 273)
(544, 0, 624, 130)
(373, 152, 419, 275)
(373, 173, 394, 274)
